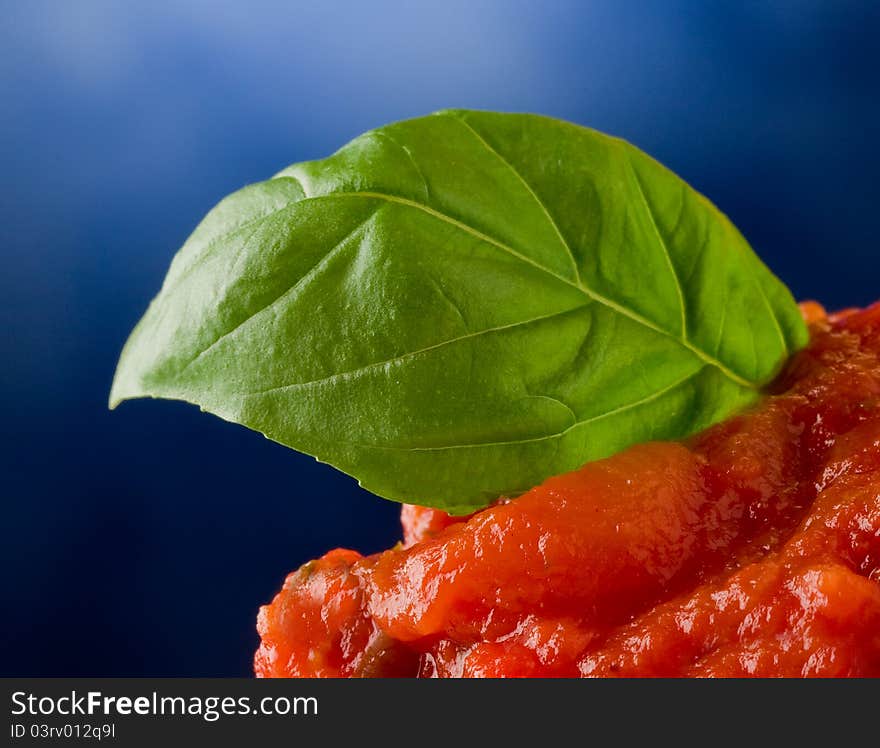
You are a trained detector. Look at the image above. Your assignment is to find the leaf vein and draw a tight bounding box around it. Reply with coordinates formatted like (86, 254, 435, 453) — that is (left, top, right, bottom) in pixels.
(345, 366, 705, 453)
(625, 151, 688, 337)
(449, 113, 581, 283)
(243, 304, 591, 397)
(178, 208, 379, 375)
(162, 193, 302, 298)
(374, 130, 431, 202)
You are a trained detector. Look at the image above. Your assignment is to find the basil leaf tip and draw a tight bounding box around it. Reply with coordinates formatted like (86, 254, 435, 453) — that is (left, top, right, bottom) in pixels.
(110, 110, 808, 512)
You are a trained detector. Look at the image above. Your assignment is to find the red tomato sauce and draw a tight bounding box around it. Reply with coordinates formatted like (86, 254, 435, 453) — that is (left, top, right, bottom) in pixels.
(255, 303, 880, 677)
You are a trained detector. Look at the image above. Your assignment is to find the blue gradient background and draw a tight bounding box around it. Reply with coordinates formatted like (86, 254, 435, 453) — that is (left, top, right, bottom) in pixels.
(2, 1, 878, 675)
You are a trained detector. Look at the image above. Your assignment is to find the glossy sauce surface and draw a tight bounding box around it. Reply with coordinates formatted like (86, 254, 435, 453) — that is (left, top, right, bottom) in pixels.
(255, 303, 880, 677)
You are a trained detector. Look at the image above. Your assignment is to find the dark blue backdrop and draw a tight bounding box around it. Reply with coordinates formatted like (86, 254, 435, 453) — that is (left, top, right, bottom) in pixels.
(2, 1, 878, 676)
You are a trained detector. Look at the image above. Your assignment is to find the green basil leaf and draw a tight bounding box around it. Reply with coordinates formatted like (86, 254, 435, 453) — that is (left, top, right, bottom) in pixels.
(110, 110, 807, 513)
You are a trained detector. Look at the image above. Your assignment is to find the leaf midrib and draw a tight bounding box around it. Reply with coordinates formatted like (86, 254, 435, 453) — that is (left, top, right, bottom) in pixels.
(281, 188, 756, 389)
